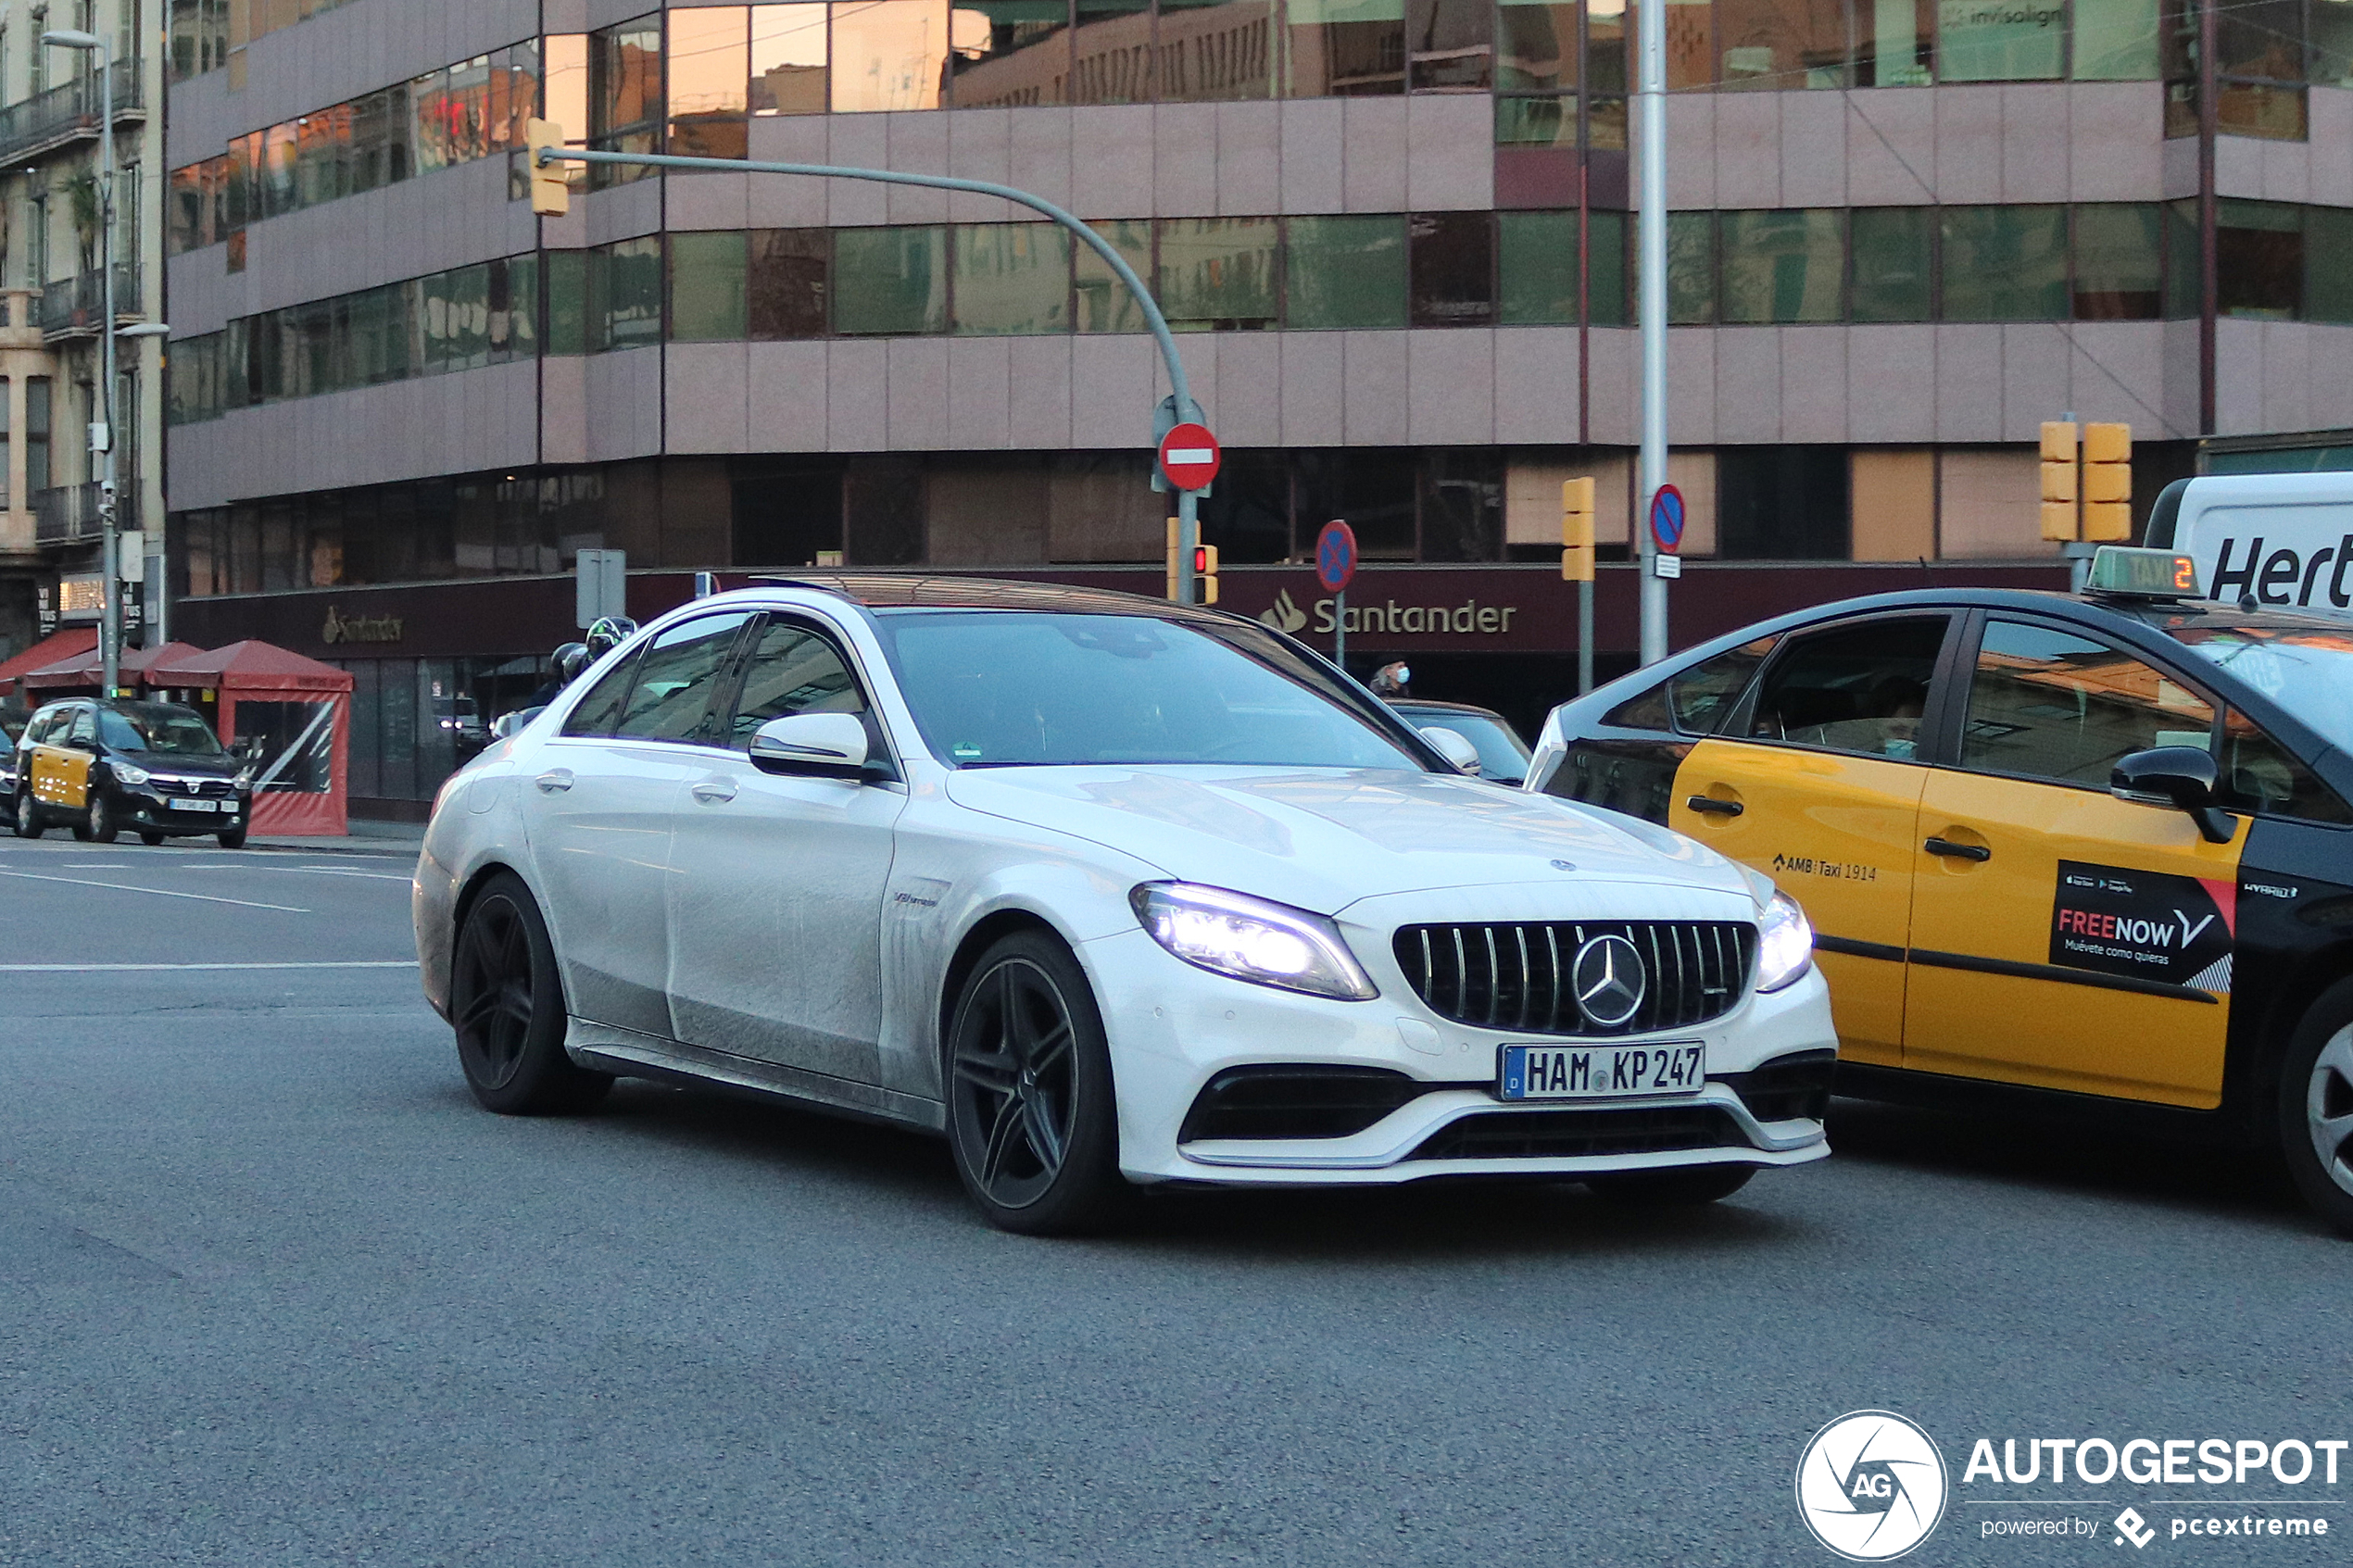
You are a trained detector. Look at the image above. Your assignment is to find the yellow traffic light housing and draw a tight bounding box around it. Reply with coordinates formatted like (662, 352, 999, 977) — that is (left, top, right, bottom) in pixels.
(525, 119, 571, 217)
(2082, 421, 2133, 542)
(1193, 544, 1220, 605)
(1561, 476, 1596, 583)
(2040, 420, 2079, 542)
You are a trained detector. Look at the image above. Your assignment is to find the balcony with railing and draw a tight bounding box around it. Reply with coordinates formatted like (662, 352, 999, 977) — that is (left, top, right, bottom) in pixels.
(0, 67, 144, 166)
(37, 265, 141, 340)
(32, 471, 132, 548)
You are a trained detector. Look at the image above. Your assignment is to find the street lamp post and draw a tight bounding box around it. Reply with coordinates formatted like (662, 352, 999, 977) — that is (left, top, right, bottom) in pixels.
(43, 28, 120, 693)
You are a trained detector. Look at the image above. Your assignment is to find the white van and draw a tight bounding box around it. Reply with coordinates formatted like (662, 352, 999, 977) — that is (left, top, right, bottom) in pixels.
(2149, 470, 2353, 616)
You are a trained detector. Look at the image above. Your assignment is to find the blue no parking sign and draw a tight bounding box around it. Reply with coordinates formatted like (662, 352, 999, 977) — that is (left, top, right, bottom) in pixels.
(1649, 484, 1686, 553)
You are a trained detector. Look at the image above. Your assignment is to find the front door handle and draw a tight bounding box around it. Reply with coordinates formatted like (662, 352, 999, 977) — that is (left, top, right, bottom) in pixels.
(1686, 795, 1744, 817)
(1924, 836, 1990, 861)
(690, 779, 737, 805)
(534, 769, 574, 794)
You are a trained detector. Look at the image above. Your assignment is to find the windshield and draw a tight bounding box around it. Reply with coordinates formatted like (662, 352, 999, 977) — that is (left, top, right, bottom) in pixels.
(873, 609, 1429, 771)
(98, 704, 228, 757)
(1403, 711, 1532, 784)
(2168, 624, 2353, 754)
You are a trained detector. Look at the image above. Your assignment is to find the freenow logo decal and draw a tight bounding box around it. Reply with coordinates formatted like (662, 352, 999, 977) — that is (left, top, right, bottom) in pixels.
(1795, 1411, 1950, 1561)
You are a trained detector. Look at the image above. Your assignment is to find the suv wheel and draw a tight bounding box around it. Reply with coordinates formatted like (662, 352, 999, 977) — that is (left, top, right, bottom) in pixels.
(12, 790, 41, 839)
(82, 790, 118, 845)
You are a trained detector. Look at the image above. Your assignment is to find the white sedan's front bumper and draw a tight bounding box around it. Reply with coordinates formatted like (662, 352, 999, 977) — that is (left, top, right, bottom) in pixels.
(1077, 925, 1835, 1187)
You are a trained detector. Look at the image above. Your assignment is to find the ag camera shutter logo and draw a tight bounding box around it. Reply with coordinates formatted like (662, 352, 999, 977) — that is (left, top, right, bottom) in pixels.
(1795, 1411, 1950, 1561)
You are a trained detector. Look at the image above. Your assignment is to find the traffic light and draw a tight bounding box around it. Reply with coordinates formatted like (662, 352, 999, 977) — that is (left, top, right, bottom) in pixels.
(1561, 476, 1596, 583)
(2040, 420, 2079, 542)
(1165, 518, 1181, 600)
(1193, 544, 1219, 605)
(2082, 421, 2133, 542)
(525, 119, 570, 217)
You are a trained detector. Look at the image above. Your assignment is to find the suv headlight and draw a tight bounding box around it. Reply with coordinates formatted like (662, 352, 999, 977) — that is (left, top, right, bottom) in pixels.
(1755, 892, 1814, 993)
(111, 762, 149, 786)
(1131, 883, 1378, 1001)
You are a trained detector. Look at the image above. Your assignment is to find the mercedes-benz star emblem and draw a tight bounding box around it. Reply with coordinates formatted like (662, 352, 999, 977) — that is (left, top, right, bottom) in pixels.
(1571, 935, 1646, 1028)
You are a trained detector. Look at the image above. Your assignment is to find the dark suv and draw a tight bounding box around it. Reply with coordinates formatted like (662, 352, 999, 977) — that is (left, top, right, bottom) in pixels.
(13, 698, 254, 847)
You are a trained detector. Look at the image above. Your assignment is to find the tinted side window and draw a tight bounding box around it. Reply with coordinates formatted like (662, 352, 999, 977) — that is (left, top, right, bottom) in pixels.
(1750, 617, 1946, 760)
(68, 707, 97, 745)
(725, 619, 865, 750)
(1600, 638, 1778, 735)
(2218, 709, 2353, 822)
(612, 613, 754, 744)
(560, 650, 642, 738)
(1961, 619, 2214, 787)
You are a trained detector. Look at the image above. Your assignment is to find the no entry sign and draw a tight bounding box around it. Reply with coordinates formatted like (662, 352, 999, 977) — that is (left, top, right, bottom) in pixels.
(1157, 422, 1221, 492)
(1316, 520, 1357, 594)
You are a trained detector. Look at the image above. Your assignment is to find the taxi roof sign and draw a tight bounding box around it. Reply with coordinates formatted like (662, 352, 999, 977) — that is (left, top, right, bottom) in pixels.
(2085, 546, 2200, 600)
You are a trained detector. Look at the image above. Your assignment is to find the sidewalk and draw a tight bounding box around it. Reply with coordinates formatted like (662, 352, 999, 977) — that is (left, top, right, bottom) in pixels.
(250, 819, 426, 859)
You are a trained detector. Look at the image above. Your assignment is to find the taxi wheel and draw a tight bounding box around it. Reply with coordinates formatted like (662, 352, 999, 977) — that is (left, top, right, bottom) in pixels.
(1586, 1164, 1756, 1206)
(12, 791, 41, 839)
(138, 831, 165, 847)
(2278, 980, 2353, 1238)
(450, 872, 610, 1116)
(944, 931, 1129, 1236)
(216, 829, 246, 849)
(82, 792, 118, 845)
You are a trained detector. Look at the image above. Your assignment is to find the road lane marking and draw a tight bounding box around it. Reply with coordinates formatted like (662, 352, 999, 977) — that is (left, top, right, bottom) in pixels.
(0, 868, 310, 912)
(170, 864, 413, 882)
(0, 960, 415, 971)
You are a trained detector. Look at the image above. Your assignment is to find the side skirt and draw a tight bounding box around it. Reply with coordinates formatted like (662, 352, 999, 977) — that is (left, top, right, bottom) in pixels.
(566, 1017, 947, 1135)
(1832, 1060, 2259, 1150)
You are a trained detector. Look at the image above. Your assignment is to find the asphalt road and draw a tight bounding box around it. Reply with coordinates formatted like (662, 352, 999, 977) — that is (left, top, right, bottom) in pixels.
(2, 833, 2346, 1567)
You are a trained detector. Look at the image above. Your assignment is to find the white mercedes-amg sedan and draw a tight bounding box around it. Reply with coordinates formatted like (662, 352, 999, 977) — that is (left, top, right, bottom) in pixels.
(414, 577, 1833, 1234)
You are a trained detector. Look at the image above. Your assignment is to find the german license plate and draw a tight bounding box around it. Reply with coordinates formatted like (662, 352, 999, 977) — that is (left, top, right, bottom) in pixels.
(176, 798, 220, 813)
(1499, 1042, 1706, 1101)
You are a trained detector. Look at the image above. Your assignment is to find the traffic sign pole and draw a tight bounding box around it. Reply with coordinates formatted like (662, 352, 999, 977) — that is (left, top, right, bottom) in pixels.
(1176, 490, 1201, 606)
(1636, 0, 1669, 666)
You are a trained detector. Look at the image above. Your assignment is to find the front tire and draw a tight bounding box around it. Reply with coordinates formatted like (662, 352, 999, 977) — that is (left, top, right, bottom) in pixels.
(2279, 979, 2353, 1238)
(13, 791, 41, 839)
(449, 872, 610, 1115)
(138, 830, 165, 847)
(944, 930, 1128, 1236)
(83, 791, 118, 845)
(1586, 1164, 1755, 1206)
(216, 827, 246, 849)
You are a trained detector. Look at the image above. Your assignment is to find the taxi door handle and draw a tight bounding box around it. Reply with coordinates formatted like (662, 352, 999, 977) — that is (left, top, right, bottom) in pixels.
(1686, 795, 1743, 817)
(535, 769, 573, 794)
(1924, 836, 1991, 861)
(690, 779, 737, 805)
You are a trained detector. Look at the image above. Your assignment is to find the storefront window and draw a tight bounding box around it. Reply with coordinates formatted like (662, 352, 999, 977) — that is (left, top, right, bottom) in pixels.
(1286, 0, 1406, 94)
(1717, 446, 1848, 558)
(2217, 199, 2302, 319)
(834, 227, 950, 333)
(950, 0, 1071, 107)
(831, 0, 948, 110)
(1158, 218, 1279, 330)
(754, 3, 832, 112)
(1939, 205, 2066, 320)
(672, 232, 752, 342)
(952, 223, 1072, 334)
(1073, 220, 1155, 332)
(1849, 205, 1931, 320)
(1719, 207, 1841, 323)
(1286, 215, 1408, 329)
(2071, 204, 2160, 320)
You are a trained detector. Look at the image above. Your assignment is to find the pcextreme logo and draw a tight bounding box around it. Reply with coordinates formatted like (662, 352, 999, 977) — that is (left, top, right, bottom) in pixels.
(1795, 1411, 1951, 1561)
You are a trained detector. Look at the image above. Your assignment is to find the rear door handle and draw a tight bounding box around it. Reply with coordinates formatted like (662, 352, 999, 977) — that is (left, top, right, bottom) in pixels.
(1686, 795, 1743, 817)
(690, 779, 737, 805)
(1924, 836, 1990, 861)
(534, 769, 573, 794)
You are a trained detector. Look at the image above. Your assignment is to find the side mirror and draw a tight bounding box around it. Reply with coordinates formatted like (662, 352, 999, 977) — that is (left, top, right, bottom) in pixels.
(2111, 746, 2235, 844)
(749, 712, 869, 780)
(1420, 725, 1483, 775)
(490, 708, 544, 740)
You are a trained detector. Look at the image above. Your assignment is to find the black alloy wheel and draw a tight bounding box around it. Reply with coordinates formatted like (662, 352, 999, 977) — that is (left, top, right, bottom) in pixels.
(449, 872, 610, 1115)
(946, 932, 1127, 1235)
(13, 790, 41, 839)
(83, 790, 118, 845)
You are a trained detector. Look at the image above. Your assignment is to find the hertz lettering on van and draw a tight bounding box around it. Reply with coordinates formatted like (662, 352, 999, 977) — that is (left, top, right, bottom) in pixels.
(2207, 533, 2353, 609)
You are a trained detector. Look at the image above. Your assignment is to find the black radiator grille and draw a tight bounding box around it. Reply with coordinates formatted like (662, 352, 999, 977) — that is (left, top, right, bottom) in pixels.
(1409, 1105, 1749, 1161)
(1392, 921, 1755, 1037)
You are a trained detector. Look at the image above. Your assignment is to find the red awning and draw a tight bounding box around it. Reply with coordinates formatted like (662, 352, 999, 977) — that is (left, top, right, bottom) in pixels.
(144, 639, 353, 695)
(19, 640, 208, 692)
(0, 628, 99, 696)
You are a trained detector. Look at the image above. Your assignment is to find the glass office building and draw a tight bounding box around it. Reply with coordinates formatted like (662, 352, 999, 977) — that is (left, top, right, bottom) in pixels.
(163, 0, 2353, 813)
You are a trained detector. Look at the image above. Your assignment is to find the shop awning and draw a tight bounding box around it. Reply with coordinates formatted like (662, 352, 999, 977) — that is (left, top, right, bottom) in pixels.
(0, 628, 99, 698)
(19, 640, 208, 693)
(145, 640, 354, 695)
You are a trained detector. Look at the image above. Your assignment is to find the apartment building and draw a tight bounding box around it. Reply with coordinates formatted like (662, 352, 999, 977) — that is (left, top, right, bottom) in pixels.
(161, 0, 2353, 814)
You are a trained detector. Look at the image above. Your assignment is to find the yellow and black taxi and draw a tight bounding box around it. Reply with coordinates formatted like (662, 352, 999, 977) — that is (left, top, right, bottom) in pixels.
(11, 697, 254, 847)
(1525, 547, 2353, 1235)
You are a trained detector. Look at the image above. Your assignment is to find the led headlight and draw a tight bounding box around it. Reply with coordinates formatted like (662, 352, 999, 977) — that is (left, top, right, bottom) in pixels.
(1755, 891, 1815, 993)
(111, 762, 150, 786)
(1131, 883, 1378, 1001)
